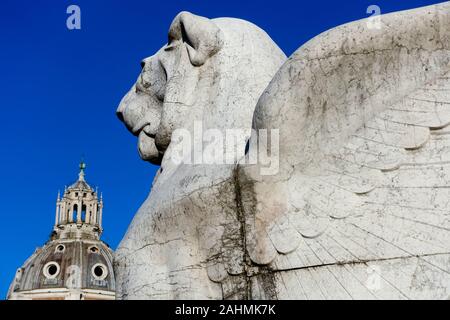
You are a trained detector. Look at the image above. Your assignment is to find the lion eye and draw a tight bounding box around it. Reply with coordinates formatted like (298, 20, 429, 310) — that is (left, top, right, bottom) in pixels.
(164, 43, 177, 52)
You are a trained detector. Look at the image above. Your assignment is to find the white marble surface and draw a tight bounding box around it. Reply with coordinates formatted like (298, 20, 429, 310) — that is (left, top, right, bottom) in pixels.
(115, 11, 286, 299)
(116, 4, 450, 299)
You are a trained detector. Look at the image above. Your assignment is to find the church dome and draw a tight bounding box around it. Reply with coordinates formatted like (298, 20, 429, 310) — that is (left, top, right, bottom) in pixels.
(8, 162, 116, 300)
(9, 239, 115, 300)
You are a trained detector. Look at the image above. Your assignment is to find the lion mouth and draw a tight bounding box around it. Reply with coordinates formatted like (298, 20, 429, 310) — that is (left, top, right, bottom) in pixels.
(132, 123, 158, 143)
(142, 124, 156, 139)
(131, 121, 150, 136)
(138, 129, 163, 164)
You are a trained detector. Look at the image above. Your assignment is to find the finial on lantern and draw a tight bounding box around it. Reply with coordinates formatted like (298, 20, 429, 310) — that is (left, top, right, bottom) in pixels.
(78, 157, 86, 181)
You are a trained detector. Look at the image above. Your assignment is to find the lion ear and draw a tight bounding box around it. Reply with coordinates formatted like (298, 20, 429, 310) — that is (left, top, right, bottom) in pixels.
(168, 11, 224, 66)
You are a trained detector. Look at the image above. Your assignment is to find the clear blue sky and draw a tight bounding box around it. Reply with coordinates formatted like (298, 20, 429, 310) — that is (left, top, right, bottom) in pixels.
(0, 0, 443, 299)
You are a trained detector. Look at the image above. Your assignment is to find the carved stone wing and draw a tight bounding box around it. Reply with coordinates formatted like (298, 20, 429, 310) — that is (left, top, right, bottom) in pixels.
(231, 2, 450, 299)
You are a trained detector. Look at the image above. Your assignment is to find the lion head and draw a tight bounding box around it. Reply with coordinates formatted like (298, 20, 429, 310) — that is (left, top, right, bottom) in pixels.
(116, 11, 286, 167)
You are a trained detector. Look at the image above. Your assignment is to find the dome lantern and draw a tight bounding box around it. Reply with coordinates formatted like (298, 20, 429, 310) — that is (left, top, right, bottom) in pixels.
(53, 161, 104, 240)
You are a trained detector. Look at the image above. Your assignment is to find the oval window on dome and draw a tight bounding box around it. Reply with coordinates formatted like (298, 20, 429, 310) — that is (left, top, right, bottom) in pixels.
(55, 244, 65, 253)
(91, 263, 108, 280)
(43, 262, 60, 279)
(88, 246, 99, 253)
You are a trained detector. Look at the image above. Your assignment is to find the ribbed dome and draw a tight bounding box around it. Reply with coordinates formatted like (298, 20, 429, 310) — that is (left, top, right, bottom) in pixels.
(68, 179, 93, 191)
(8, 239, 115, 299)
(8, 162, 115, 300)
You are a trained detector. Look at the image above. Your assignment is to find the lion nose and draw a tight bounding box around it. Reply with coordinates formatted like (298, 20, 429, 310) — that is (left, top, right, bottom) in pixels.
(116, 102, 125, 122)
(116, 109, 125, 122)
